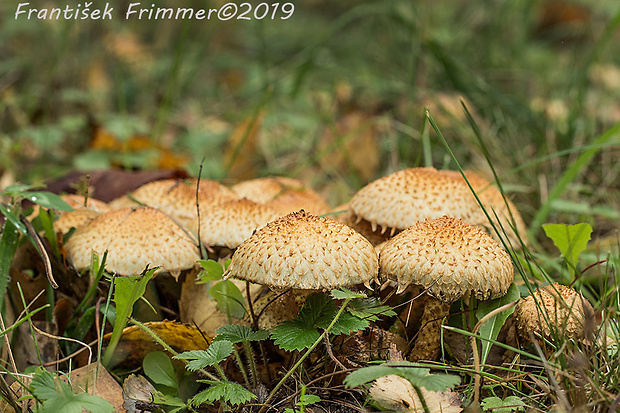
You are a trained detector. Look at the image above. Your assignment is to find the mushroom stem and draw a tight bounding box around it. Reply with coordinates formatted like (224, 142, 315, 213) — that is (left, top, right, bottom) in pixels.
(408, 297, 450, 362)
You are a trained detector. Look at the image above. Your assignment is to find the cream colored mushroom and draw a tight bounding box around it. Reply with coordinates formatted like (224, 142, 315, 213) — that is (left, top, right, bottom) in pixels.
(225, 210, 379, 329)
(109, 179, 238, 231)
(65, 206, 200, 278)
(350, 167, 527, 247)
(231, 176, 330, 217)
(379, 216, 514, 361)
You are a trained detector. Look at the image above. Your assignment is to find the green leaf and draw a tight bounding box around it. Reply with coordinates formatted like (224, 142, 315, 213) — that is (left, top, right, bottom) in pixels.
(103, 269, 156, 366)
(271, 292, 370, 351)
(191, 380, 256, 406)
(174, 341, 234, 371)
(0, 219, 21, 315)
(38, 393, 115, 413)
(299, 394, 321, 406)
(209, 280, 246, 319)
(343, 362, 460, 392)
(481, 396, 525, 412)
(476, 283, 520, 366)
(143, 351, 178, 389)
(331, 288, 365, 299)
(197, 259, 224, 283)
(271, 319, 322, 351)
(348, 297, 396, 322)
(542, 223, 592, 278)
(214, 325, 269, 344)
(3, 183, 41, 195)
(25, 191, 73, 211)
(0, 204, 28, 234)
(31, 367, 114, 413)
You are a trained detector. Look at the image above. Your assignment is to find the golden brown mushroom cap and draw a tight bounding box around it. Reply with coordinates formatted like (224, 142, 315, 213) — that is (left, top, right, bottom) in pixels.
(225, 210, 379, 290)
(198, 198, 279, 249)
(65, 207, 200, 277)
(350, 168, 526, 246)
(379, 216, 514, 301)
(231, 177, 330, 216)
(108, 179, 237, 231)
(514, 283, 594, 343)
(53, 209, 100, 235)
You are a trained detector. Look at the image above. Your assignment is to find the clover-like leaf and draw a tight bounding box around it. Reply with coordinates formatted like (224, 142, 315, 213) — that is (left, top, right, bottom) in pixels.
(197, 259, 224, 283)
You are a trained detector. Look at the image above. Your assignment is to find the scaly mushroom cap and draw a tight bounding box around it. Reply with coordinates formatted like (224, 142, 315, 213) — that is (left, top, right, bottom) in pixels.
(60, 194, 110, 213)
(109, 179, 237, 231)
(231, 177, 330, 216)
(198, 198, 279, 249)
(65, 207, 200, 277)
(379, 216, 513, 301)
(53, 209, 100, 235)
(514, 283, 594, 343)
(226, 210, 379, 290)
(350, 168, 526, 246)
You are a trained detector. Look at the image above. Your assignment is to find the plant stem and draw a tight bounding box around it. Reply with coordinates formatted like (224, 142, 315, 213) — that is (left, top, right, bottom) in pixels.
(258, 297, 353, 413)
(233, 346, 251, 387)
(243, 339, 259, 386)
(130, 318, 220, 382)
(0, 220, 20, 313)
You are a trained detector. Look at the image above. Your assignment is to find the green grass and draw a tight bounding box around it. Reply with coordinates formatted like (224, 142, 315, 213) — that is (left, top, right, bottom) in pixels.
(1, 0, 619, 411)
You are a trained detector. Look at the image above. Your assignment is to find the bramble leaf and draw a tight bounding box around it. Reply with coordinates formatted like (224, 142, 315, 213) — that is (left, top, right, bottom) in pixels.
(272, 319, 321, 351)
(331, 288, 365, 299)
(191, 380, 256, 406)
(348, 297, 397, 322)
(214, 325, 269, 344)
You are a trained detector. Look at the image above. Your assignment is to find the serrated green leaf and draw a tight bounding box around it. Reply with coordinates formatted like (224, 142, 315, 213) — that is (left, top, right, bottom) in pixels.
(209, 280, 246, 319)
(348, 297, 396, 322)
(143, 351, 178, 389)
(299, 394, 321, 405)
(328, 312, 368, 335)
(476, 283, 520, 366)
(191, 380, 256, 406)
(542, 223, 592, 278)
(174, 341, 234, 371)
(481, 395, 525, 412)
(197, 259, 224, 282)
(331, 288, 365, 300)
(271, 319, 322, 351)
(31, 367, 61, 401)
(344, 362, 459, 393)
(25, 191, 73, 211)
(214, 325, 269, 344)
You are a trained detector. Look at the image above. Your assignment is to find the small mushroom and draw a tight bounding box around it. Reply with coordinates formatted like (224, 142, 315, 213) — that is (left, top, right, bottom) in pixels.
(379, 216, 514, 361)
(514, 283, 595, 346)
(65, 207, 200, 278)
(225, 210, 379, 328)
(231, 176, 330, 217)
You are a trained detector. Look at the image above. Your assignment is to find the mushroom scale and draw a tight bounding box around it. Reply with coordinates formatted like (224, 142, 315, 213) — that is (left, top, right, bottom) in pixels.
(226, 210, 379, 290)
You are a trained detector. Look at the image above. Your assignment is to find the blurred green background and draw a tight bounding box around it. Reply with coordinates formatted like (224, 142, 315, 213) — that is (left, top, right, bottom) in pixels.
(1, 0, 619, 240)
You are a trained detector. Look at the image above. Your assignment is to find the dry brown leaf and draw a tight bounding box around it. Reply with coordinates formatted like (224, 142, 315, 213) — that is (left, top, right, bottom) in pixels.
(70, 363, 126, 412)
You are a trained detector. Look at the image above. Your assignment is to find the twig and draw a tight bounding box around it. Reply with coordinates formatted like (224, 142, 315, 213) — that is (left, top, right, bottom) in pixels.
(323, 333, 347, 371)
(20, 217, 57, 289)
